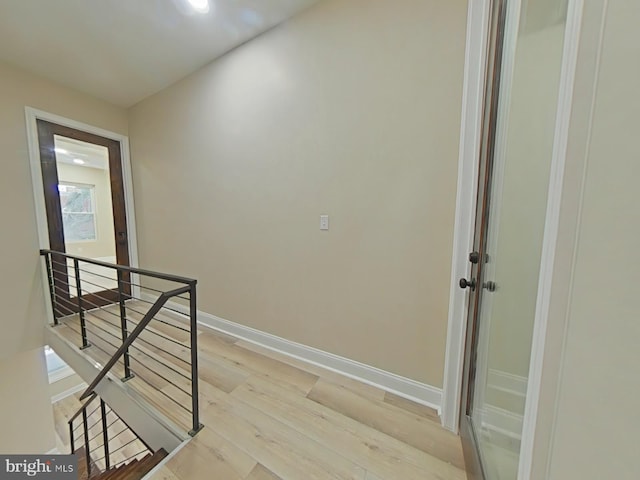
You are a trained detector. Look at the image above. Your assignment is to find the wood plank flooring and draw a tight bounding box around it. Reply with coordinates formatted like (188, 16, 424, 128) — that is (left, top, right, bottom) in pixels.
(52, 305, 467, 479)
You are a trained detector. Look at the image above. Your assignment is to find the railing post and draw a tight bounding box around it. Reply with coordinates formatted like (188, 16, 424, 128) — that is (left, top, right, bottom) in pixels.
(188, 281, 203, 436)
(44, 253, 58, 325)
(117, 271, 134, 381)
(74, 259, 91, 350)
(69, 421, 75, 454)
(100, 400, 110, 471)
(82, 408, 91, 477)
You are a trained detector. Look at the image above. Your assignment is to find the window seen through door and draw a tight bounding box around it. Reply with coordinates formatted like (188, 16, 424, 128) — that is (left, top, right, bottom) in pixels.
(58, 183, 97, 242)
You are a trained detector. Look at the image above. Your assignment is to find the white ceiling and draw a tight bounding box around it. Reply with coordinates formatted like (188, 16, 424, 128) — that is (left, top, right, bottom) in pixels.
(0, 0, 317, 107)
(54, 136, 109, 170)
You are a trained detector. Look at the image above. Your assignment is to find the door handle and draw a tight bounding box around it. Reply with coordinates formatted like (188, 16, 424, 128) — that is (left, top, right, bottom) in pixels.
(459, 278, 476, 291)
(117, 231, 127, 243)
(483, 281, 497, 292)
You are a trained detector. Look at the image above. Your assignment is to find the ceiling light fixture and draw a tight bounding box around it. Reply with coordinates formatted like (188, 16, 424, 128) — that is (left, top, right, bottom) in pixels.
(73, 159, 85, 165)
(187, 0, 209, 13)
(54, 147, 68, 154)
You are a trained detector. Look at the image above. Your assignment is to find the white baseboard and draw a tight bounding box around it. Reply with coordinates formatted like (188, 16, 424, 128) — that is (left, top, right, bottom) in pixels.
(51, 381, 88, 404)
(143, 294, 443, 412)
(48, 365, 76, 384)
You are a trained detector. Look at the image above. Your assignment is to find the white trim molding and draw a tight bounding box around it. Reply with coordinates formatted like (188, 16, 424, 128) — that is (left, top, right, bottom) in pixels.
(48, 364, 76, 384)
(51, 381, 88, 404)
(518, 1, 585, 478)
(200, 310, 443, 410)
(147, 295, 443, 411)
(441, 0, 492, 433)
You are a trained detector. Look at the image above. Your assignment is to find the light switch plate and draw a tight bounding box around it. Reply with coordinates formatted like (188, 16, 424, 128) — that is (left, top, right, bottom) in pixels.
(320, 215, 329, 230)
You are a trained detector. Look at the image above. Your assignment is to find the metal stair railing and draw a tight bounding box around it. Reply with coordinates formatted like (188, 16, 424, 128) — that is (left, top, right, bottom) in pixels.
(41, 249, 203, 436)
(67, 393, 153, 478)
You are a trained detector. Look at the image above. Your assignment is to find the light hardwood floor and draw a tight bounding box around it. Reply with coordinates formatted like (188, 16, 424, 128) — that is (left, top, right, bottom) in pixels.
(53, 307, 467, 480)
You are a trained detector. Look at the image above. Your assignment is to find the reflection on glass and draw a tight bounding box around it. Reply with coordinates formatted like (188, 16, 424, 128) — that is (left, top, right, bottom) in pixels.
(54, 135, 118, 294)
(59, 183, 97, 242)
(470, 1, 569, 478)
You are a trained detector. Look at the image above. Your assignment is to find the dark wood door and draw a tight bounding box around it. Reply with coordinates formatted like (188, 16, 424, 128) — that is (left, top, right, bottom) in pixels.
(37, 120, 130, 315)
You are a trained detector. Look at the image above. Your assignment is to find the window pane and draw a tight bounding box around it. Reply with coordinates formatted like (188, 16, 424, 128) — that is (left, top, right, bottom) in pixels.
(62, 213, 96, 241)
(59, 184, 93, 213)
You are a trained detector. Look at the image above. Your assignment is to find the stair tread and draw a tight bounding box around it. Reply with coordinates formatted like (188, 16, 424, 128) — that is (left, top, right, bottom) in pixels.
(92, 450, 167, 480)
(106, 459, 139, 480)
(75, 446, 103, 480)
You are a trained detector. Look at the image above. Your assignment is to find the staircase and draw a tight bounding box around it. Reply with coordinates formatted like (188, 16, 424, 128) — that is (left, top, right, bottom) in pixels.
(77, 446, 167, 480)
(40, 250, 204, 478)
(68, 392, 168, 479)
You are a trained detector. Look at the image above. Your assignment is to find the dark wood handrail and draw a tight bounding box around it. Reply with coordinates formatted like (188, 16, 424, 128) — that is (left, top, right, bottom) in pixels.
(78, 285, 191, 400)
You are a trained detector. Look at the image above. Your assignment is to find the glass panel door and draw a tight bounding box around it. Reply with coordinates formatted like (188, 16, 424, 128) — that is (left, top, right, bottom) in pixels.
(54, 135, 119, 295)
(461, 0, 570, 478)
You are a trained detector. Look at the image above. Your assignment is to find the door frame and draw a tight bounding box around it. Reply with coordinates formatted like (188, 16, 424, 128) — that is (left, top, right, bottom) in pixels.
(25, 107, 140, 295)
(440, 0, 585, 478)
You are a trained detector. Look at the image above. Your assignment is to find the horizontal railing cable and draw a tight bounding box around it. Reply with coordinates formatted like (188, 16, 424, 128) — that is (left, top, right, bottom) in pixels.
(51, 257, 191, 300)
(107, 427, 130, 444)
(49, 267, 191, 330)
(92, 437, 138, 463)
(43, 249, 195, 284)
(88, 315, 191, 366)
(131, 369, 192, 413)
(85, 416, 104, 435)
(86, 312, 191, 363)
(87, 418, 119, 444)
(84, 319, 122, 343)
(73, 265, 190, 301)
(52, 284, 191, 350)
(128, 356, 192, 396)
(84, 326, 122, 352)
(128, 346, 191, 380)
(125, 297, 191, 329)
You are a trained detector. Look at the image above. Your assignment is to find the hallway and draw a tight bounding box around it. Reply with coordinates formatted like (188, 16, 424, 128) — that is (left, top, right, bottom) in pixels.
(53, 311, 465, 479)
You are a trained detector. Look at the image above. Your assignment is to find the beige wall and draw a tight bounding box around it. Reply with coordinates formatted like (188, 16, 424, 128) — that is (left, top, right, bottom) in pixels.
(128, 0, 468, 386)
(57, 163, 117, 259)
(0, 348, 56, 453)
(0, 60, 127, 453)
(0, 59, 128, 362)
(532, 0, 639, 478)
